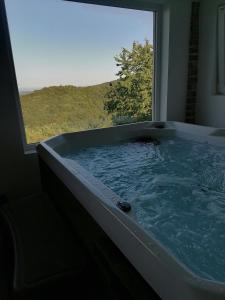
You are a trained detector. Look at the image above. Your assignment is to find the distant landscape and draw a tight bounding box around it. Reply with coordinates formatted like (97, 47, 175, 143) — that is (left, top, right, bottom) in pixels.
(20, 41, 153, 144)
(20, 83, 113, 144)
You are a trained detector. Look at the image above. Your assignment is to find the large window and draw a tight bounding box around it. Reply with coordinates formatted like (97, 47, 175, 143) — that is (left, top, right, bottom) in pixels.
(5, 0, 155, 144)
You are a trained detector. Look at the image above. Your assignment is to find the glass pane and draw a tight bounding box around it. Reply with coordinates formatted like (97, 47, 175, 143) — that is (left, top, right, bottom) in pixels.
(5, 0, 154, 143)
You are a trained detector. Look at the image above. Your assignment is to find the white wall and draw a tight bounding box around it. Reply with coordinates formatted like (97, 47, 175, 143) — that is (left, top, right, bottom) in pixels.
(197, 0, 225, 127)
(159, 0, 192, 122)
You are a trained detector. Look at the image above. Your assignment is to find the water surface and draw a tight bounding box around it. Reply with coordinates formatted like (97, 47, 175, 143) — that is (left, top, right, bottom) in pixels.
(65, 136, 225, 282)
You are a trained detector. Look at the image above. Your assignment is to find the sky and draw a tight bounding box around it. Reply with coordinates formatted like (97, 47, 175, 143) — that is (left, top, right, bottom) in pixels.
(5, 0, 154, 90)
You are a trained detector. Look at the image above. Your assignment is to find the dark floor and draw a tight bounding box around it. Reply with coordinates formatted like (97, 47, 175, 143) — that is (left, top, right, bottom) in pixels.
(0, 194, 160, 300)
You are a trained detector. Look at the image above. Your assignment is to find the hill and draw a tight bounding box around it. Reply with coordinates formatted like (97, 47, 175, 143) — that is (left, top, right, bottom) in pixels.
(20, 83, 113, 144)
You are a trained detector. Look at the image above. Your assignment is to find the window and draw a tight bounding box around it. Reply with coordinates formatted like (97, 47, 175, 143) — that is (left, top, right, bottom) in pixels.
(5, 0, 156, 144)
(218, 5, 225, 94)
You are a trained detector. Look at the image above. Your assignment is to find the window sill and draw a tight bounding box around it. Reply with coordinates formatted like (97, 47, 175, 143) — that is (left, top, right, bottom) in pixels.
(24, 143, 38, 155)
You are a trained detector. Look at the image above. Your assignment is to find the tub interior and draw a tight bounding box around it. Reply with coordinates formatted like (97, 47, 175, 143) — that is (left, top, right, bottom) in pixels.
(41, 122, 225, 284)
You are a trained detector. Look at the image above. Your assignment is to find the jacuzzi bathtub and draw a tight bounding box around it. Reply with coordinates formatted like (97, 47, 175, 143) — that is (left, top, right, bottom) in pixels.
(37, 121, 225, 300)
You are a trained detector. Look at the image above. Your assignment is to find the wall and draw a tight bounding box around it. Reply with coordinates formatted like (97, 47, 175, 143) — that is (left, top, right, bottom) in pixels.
(0, 1, 41, 200)
(185, 1, 200, 123)
(159, 0, 192, 122)
(197, 0, 225, 127)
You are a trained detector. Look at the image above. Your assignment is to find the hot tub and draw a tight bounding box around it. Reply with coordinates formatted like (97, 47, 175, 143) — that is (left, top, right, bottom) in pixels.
(37, 121, 225, 300)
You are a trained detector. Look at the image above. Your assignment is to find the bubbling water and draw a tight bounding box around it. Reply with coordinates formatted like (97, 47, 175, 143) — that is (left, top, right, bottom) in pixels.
(65, 137, 225, 282)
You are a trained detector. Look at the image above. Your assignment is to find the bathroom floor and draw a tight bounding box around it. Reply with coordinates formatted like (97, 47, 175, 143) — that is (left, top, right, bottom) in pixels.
(0, 193, 160, 300)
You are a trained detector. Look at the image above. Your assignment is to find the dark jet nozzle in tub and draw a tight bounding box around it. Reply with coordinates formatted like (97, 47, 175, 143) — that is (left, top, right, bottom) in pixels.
(134, 136, 160, 145)
(117, 201, 131, 213)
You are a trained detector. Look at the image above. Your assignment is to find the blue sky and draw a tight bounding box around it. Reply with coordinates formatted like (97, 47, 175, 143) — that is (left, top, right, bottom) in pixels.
(5, 0, 154, 89)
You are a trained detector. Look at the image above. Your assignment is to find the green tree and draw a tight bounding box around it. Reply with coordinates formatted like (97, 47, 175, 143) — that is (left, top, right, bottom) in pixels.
(105, 40, 154, 124)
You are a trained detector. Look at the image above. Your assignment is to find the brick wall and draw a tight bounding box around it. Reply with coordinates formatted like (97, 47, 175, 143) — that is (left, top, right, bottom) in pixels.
(185, 1, 200, 123)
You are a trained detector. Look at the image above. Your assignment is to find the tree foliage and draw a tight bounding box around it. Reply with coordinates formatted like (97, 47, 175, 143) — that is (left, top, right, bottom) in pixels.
(105, 40, 154, 123)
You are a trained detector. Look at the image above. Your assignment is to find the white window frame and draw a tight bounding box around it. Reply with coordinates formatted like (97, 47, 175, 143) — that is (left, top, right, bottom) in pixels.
(3, 0, 162, 152)
(218, 5, 225, 94)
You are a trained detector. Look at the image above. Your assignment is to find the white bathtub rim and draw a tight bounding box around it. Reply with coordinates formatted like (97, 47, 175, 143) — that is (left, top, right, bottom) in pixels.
(43, 121, 225, 152)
